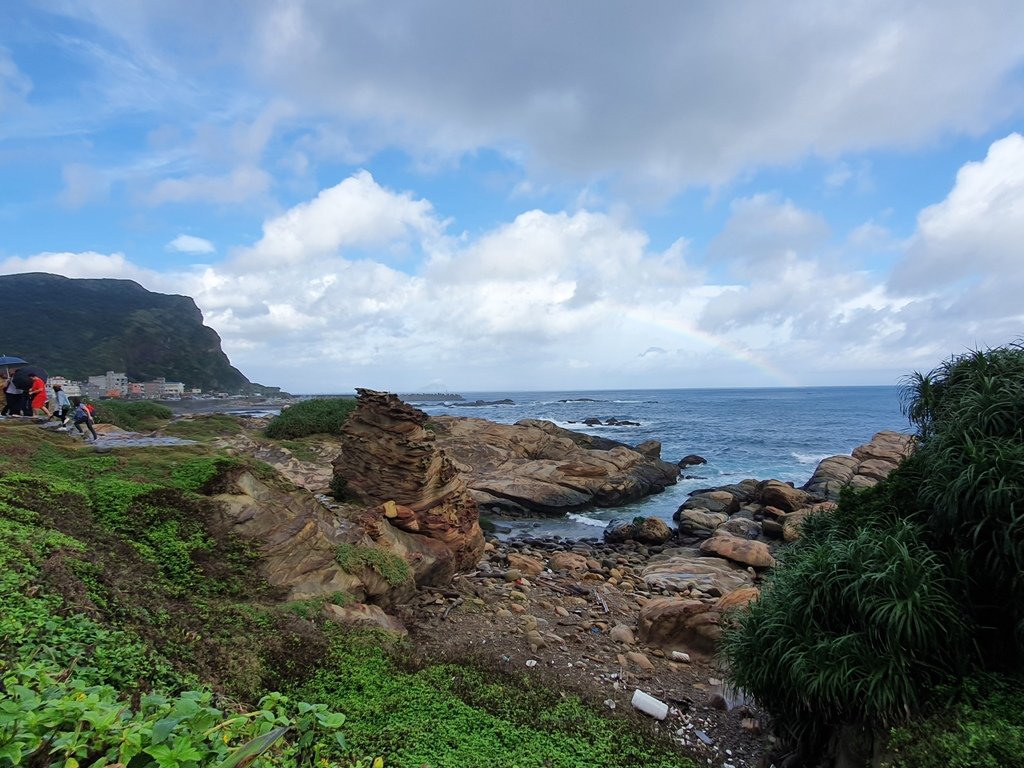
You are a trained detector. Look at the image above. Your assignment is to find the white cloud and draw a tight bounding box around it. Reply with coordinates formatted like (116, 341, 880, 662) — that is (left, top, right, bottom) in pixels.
(0, 251, 153, 283)
(234, 170, 441, 268)
(167, 234, 215, 254)
(0, 47, 32, 116)
(891, 133, 1024, 292)
(145, 165, 272, 205)
(28, 2, 1024, 193)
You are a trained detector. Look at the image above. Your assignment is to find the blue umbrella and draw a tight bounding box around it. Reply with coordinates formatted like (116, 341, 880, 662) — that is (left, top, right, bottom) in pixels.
(0, 355, 27, 367)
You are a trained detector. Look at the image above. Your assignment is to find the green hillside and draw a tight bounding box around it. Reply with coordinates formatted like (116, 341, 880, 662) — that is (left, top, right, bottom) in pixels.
(0, 273, 265, 393)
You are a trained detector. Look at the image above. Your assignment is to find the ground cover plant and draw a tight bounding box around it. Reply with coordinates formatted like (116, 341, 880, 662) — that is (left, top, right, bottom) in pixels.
(265, 397, 357, 439)
(723, 342, 1024, 765)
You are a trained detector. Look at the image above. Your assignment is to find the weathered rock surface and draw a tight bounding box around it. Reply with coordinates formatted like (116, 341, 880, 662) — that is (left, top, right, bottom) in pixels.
(430, 416, 679, 515)
(603, 516, 673, 545)
(207, 467, 417, 604)
(333, 389, 485, 573)
(802, 430, 914, 500)
(699, 533, 776, 569)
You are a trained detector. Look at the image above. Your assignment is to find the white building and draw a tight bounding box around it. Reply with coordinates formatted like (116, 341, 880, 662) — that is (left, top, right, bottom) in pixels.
(88, 371, 128, 396)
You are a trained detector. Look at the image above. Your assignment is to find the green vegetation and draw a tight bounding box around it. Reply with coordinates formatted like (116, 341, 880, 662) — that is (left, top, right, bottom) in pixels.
(164, 413, 246, 440)
(294, 638, 691, 768)
(93, 400, 173, 430)
(723, 342, 1024, 764)
(335, 543, 412, 587)
(885, 676, 1024, 768)
(265, 398, 357, 439)
(0, 415, 700, 768)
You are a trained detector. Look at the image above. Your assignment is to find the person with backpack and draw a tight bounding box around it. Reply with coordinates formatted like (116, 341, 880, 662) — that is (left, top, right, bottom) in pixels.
(71, 398, 98, 441)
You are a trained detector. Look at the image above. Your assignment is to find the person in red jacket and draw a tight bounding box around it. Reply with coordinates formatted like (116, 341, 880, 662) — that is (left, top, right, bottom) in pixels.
(27, 376, 51, 418)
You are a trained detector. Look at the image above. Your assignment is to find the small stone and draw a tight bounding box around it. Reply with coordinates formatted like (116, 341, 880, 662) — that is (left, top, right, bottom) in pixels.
(626, 651, 655, 672)
(554, 606, 570, 617)
(671, 651, 691, 663)
(525, 659, 538, 667)
(603, 699, 616, 710)
(740, 717, 762, 734)
(609, 623, 636, 645)
(706, 692, 727, 710)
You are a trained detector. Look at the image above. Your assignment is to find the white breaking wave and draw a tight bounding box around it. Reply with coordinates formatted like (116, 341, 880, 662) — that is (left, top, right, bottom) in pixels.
(567, 513, 608, 528)
(791, 451, 829, 465)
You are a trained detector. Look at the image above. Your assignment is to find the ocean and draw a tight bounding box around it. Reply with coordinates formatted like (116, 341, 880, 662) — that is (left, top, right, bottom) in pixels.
(413, 386, 910, 539)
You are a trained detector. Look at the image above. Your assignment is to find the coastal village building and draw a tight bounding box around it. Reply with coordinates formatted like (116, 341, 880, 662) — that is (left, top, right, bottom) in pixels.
(45, 372, 194, 401)
(88, 371, 129, 397)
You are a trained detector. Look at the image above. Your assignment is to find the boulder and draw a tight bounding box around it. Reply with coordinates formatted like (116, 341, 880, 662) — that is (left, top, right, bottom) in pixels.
(803, 431, 914, 500)
(675, 508, 728, 535)
(641, 550, 754, 595)
(758, 481, 810, 513)
(429, 416, 679, 514)
(678, 454, 708, 468)
(603, 516, 673, 545)
(676, 489, 741, 518)
(323, 602, 407, 636)
(637, 597, 722, 655)
(548, 551, 589, 572)
(507, 553, 545, 577)
(700, 533, 776, 569)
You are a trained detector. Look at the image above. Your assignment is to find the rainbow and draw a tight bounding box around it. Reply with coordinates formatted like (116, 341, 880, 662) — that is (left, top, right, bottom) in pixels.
(624, 307, 802, 387)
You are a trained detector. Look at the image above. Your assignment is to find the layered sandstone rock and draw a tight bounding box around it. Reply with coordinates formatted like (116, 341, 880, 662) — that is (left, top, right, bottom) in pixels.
(430, 416, 679, 515)
(207, 467, 416, 605)
(802, 430, 914, 500)
(333, 389, 485, 574)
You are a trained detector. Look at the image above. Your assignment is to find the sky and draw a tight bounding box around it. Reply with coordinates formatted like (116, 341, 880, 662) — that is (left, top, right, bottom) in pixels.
(2, 1, 1024, 394)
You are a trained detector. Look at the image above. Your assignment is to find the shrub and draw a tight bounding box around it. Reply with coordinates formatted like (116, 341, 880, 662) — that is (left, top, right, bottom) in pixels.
(265, 398, 357, 439)
(335, 543, 411, 587)
(900, 342, 1024, 654)
(722, 496, 970, 754)
(93, 400, 173, 431)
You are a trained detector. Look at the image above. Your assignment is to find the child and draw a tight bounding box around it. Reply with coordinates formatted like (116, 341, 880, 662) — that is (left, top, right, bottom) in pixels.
(50, 384, 72, 427)
(72, 399, 98, 441)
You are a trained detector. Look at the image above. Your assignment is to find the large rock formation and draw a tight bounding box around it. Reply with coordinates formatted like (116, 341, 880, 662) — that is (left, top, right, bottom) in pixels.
(802, 430, 914, 499)
(332, 389, 485, 576)
(429, 416, 679, 515)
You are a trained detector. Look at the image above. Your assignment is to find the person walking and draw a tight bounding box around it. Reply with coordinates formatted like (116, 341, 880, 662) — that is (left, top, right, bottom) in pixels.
(50, 384, 72, 427)
(71, 399, 98, 440)
(26, 375, 51, 419)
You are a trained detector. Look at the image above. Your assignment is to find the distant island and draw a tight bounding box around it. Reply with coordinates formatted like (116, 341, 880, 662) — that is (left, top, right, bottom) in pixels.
(400, 393, 464, 402)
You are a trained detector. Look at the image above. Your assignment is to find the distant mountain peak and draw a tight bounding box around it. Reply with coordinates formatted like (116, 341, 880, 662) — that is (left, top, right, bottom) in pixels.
(0, 273, 273, 393)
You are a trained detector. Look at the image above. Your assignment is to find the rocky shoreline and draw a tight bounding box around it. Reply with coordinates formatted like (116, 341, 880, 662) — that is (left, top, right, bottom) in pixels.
(85, 391, 913, 767)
